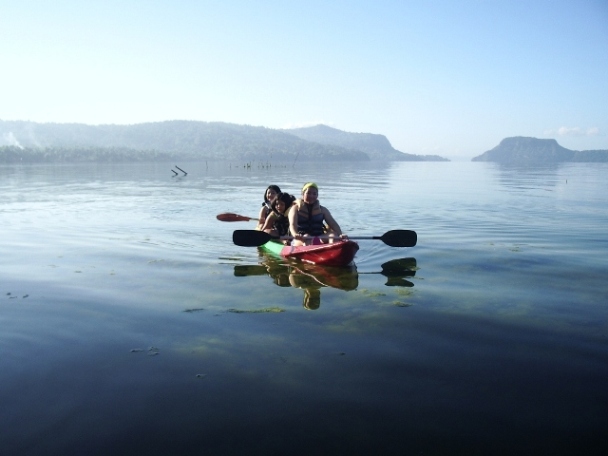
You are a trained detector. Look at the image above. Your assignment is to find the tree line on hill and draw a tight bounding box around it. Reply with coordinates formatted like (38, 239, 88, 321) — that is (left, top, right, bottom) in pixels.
(0, 120, 447, 164)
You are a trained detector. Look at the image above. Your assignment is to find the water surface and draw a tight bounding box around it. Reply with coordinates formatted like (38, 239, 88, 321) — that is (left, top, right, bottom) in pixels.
(1, 161, 607, 455)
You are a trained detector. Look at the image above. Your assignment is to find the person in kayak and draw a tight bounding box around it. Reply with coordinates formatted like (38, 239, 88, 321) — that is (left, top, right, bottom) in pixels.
(256, 185, 281, 230)
(288, 182, 346, 246)
(260, 192, 296, 238)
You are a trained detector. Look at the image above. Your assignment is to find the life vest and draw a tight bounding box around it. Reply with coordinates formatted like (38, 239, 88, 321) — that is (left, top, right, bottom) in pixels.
(295, 200, 325, 236)
(272, 212, 290, 236)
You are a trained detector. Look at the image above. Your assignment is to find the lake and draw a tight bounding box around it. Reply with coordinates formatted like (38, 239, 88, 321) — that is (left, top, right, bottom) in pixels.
(1, 161, 607, 455)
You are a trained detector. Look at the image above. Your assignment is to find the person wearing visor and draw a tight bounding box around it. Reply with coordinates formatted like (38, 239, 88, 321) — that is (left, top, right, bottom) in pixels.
(288, 182, 346, 246)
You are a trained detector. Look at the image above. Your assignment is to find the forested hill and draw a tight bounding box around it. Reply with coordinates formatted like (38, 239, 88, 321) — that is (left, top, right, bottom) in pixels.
(0, 120, 369, 163)
(0, 120, 447, 164)
(472, 137, 608, 164)
(286, 124, 448, 161)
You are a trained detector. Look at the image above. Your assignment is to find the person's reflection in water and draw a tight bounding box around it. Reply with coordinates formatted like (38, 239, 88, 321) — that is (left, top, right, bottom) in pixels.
(272, 272, 291, 287)
(288, 271, 323, 310)
(303, 288, 321, 310)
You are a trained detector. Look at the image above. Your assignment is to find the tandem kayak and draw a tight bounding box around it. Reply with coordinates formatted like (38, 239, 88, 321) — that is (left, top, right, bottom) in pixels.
(261, 239, 359, 267)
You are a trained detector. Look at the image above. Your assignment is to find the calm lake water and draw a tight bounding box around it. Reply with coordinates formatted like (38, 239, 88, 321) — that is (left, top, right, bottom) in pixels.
(1, 161, 607, 455)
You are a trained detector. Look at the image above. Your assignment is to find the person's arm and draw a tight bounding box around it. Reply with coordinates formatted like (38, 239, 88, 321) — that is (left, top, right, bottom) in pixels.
(256, 206, 266, 231)
(321, 206, 343, 236)
(261, 212, 277, 233)
(288, 205, 299, 238)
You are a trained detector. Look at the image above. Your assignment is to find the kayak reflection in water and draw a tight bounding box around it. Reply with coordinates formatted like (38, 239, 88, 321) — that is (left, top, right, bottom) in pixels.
(287, 263, 359, 310)
(233, 259, 358, 310)
(233, 256, 418, 310)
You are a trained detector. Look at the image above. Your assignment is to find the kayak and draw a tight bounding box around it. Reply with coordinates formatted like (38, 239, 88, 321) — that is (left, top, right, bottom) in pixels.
(261, 240, 359, 267)
(261, 239, 359, 267)
(235, 257, 359, 291)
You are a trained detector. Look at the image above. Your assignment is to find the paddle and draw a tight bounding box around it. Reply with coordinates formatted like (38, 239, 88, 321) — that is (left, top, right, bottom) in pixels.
(217, 213, 259, 222)
(232, 229, 417, 248)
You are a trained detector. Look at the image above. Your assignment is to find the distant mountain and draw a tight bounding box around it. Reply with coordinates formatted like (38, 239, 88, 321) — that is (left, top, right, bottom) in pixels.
(472, 137, 608, 164)
(0, 120, 369, 164)
(0, 120, 449, 164)
(286, 124, 448, 161)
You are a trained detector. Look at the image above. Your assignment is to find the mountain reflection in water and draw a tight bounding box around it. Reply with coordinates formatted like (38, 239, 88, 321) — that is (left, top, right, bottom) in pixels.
(234, 255, 417, 310)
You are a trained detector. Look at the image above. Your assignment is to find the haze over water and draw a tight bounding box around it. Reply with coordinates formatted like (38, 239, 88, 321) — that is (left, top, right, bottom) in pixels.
(1, 161, 606, 455)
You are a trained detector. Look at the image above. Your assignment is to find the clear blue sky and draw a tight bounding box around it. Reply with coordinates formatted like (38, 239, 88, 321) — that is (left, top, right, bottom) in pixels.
(1, 0, 607, 158)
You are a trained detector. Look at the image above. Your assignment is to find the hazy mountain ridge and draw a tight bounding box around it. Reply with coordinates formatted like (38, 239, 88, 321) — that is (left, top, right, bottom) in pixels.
(472, 137, 608, 164)
(286, 124, 448, 161)
(0, 120, 370, 163)
(0, 120, 448, 163)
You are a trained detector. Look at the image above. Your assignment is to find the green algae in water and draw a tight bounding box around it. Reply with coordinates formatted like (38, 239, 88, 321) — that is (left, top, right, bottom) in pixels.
(395, 288, 414, 296)
(359, 289, 387, 297)
(227, 307, 285, 314)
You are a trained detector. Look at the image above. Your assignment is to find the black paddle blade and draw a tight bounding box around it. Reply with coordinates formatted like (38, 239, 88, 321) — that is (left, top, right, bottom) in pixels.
(233, 230, 273, 247)
(384, 277, 415, 287)
(380, 257, 417, 276)
(379, 230, 417, 247)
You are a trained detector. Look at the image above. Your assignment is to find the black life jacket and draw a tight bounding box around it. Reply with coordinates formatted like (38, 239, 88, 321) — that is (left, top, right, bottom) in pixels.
(295, 200, 325, 236)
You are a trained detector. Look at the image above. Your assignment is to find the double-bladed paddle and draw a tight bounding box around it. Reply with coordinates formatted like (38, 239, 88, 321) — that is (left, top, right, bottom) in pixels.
(217, 213, 259, 222)
(232, 229, 417, 248)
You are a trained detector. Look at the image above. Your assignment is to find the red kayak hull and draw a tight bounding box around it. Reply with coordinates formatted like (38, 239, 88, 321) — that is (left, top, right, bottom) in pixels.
(269, 240, 359, 267)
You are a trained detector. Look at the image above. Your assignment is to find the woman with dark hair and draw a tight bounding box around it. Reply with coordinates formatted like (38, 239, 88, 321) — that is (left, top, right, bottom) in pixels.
(256, 185, 281, 230)
(260, 192, 296, 237)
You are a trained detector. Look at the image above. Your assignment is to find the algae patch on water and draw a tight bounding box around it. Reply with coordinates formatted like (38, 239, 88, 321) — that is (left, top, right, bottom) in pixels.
(359, 289, 387, 297)
(227, 307, 285, 314)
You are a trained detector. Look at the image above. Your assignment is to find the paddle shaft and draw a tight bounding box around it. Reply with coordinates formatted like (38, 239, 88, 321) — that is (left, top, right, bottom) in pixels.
(233, 229, 416, 248)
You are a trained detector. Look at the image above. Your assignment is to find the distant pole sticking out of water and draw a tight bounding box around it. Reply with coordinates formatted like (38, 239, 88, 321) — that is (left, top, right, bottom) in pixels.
(175, 166, 187, 176)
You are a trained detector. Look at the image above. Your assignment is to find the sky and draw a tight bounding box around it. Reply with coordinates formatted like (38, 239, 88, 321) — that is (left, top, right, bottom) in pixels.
(1, 0, 607, 159)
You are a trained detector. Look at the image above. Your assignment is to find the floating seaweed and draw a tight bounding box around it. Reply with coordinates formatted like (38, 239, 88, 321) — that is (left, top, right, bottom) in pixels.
(227, 307, 285, 314)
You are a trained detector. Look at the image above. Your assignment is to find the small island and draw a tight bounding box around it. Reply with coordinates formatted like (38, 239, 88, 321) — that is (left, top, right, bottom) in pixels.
(472, 137, 608, 165)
